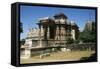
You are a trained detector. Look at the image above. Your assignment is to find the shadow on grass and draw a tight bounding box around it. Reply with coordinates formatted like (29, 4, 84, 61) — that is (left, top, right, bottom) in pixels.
(80, 53, 97, 61)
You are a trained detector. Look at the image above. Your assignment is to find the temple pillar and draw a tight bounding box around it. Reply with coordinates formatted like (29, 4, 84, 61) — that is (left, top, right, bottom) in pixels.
(38, 24, 42, 47)
(71, 29, 75, 40)
(47, 26, 50, 39)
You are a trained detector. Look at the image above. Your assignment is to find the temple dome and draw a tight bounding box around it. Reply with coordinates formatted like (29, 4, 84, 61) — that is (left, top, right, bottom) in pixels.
(54, 12, 68, 19)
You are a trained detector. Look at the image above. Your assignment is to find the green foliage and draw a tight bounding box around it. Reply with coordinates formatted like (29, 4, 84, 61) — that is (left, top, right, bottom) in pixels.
(78, 27, 96, 43)
(74, 39, 80, 44)
(20, 22, 23, 33)
(66, 38, 74, 44)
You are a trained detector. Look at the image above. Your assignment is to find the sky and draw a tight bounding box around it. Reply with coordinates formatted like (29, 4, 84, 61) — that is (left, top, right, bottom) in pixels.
(20, 5, 96, 39)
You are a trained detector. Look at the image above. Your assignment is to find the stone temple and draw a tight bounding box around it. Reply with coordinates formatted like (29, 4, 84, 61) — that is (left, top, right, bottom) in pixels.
(21, 13, 79, 58)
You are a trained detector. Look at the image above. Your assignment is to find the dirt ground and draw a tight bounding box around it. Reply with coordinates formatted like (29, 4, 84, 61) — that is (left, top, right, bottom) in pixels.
(20, 51, 95, 64)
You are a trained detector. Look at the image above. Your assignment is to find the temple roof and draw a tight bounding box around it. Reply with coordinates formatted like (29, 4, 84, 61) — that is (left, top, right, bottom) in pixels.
(38, 17, 50, 20)
(70, 21, 76, 26)
(54, 12, 68, 19)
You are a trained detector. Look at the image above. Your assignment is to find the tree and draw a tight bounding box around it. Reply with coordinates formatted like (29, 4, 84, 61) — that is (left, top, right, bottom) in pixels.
(78, 21, 96, 43)
(20, 22, 23, 33)
(78, 28, 96, 43)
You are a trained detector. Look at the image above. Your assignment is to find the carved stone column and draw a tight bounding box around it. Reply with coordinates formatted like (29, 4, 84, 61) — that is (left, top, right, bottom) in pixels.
(47, 26, 50, 39)
(71, 29, 75, 40)
(38, 24, 42, 47)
